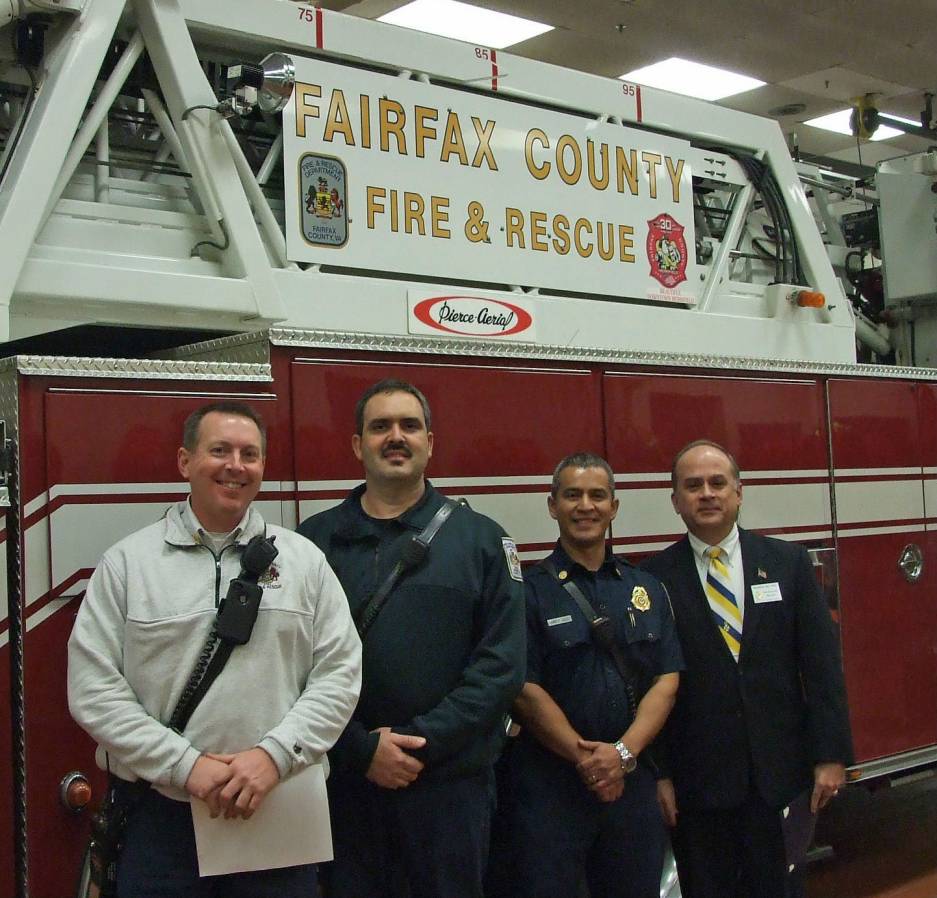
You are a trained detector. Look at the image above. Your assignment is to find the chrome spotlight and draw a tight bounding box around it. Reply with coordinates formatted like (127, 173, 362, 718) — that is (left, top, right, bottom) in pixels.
(222, 52, 295, 117)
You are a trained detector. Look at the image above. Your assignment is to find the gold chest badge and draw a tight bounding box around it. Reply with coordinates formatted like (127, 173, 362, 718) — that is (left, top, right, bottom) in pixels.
(631, 586, 651, 612)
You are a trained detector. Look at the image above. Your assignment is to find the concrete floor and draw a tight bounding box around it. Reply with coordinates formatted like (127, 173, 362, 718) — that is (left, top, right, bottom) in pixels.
(807, 773, 937, 898)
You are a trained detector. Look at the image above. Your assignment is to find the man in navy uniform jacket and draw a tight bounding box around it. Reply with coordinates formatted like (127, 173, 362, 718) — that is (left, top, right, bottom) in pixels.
(298, 379, 525, 898)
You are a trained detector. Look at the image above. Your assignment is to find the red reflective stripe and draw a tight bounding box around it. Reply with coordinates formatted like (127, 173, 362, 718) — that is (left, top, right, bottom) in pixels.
(635, 85, 642, 122)
(491, 48, 498, 91)
(316, 7, 324, 48)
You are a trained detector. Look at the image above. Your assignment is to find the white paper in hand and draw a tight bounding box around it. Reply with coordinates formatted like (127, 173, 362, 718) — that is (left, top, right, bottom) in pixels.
(191, 763, 332, 877)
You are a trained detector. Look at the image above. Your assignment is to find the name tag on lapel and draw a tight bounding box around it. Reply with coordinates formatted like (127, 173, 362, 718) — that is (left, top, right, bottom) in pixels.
(547, 614, 573, 627)
(751, 582, 782, 604)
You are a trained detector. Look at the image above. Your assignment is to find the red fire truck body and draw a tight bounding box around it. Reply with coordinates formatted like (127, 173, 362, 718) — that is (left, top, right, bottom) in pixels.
(1, 336, 935, 897)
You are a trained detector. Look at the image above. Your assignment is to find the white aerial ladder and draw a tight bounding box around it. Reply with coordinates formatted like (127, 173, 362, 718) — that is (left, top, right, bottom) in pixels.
(0, 0, 864, 366)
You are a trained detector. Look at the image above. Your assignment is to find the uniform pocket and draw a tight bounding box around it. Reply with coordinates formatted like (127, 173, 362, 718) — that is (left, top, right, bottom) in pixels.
(543, 612, 592, 651)
(624, 612, 660, 645)
(622, 611, 661, 688)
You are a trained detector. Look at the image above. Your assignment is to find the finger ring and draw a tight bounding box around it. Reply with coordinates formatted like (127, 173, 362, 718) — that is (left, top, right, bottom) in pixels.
(590, 775, 596, 783)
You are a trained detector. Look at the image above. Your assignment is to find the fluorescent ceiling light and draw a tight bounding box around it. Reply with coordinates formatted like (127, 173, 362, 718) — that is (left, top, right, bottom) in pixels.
(804, 109, 917, 141)
(378, 0, 553, 49)
(619, 57, 765, 101)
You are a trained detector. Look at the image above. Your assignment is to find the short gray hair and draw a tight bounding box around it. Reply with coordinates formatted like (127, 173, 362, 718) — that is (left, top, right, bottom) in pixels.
(550, 452, 615, 497)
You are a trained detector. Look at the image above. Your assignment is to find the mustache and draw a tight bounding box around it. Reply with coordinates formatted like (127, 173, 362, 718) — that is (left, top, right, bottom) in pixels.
(382, 442, 412, 458)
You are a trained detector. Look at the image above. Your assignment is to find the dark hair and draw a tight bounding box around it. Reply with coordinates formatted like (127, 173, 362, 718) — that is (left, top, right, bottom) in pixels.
(550, 452, 615, 497)
(182, 401, 267, 453)
(354, 379, 432, 435)
(670, 439, 740, 489)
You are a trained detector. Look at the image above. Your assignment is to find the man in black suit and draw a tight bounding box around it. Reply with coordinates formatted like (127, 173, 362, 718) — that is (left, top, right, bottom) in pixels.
(643, 440, 853, 898)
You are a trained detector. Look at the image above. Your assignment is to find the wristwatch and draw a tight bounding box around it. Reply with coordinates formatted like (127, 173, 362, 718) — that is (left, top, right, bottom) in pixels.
(613, 740, 637, 773)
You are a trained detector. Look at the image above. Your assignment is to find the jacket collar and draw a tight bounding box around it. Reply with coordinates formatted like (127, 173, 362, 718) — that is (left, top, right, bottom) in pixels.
(549, 540, 620, 579)
(687, 523, 740, 567)
(163, 500, 266, 548)
(331, 480, 445, 541)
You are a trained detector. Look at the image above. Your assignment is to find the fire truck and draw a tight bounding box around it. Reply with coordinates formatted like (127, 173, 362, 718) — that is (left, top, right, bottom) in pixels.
(1, 1, 936, 895)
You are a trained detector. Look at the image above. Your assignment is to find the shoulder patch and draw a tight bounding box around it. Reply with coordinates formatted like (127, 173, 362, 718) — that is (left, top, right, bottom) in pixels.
(501, 538, 523, 582)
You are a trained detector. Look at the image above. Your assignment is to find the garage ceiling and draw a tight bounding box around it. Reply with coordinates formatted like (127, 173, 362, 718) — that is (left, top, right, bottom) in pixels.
(320, 0, 937, 173)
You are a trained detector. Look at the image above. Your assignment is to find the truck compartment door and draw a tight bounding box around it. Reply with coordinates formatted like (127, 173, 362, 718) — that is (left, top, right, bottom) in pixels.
(827, 378, 937, 762)
(602, 372, 831, 558)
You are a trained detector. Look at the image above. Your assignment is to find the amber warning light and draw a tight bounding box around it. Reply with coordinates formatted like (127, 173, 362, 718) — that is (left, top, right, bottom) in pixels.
(793, 290, 825, 308)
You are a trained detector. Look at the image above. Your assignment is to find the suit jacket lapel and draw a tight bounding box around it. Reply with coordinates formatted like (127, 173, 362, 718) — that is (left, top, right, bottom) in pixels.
(738, 528, 765, 662)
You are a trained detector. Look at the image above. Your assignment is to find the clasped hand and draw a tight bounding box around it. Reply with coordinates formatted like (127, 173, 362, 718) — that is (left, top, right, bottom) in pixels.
(575, 739, 625, 803)
(185, 747, 280, 820)
(365, 726, 427, 789)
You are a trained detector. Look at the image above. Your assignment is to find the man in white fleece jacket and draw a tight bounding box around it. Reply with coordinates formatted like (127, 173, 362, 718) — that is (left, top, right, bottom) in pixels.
(68, 400, 361, 898)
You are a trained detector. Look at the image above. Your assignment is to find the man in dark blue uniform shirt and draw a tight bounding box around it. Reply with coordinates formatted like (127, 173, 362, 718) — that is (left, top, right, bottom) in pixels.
(509, 452, 683, 898)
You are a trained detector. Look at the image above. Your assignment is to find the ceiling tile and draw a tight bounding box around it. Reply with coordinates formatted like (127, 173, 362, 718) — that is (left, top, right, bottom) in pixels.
(779, 66, 918, 102)
(826, 141, 921, 167)
(322, 0, 934, 174)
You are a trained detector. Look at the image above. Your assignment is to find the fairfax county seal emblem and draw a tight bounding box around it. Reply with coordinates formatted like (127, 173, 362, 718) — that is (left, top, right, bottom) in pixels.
(502, 538, 523, 582)
(258, 563, 282, 589)
(299, 153, 348, 248)
(646, 213, 688, 288)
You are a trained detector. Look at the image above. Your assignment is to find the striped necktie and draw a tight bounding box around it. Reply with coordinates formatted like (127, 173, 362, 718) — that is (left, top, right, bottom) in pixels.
(705, 546, 742, 661)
